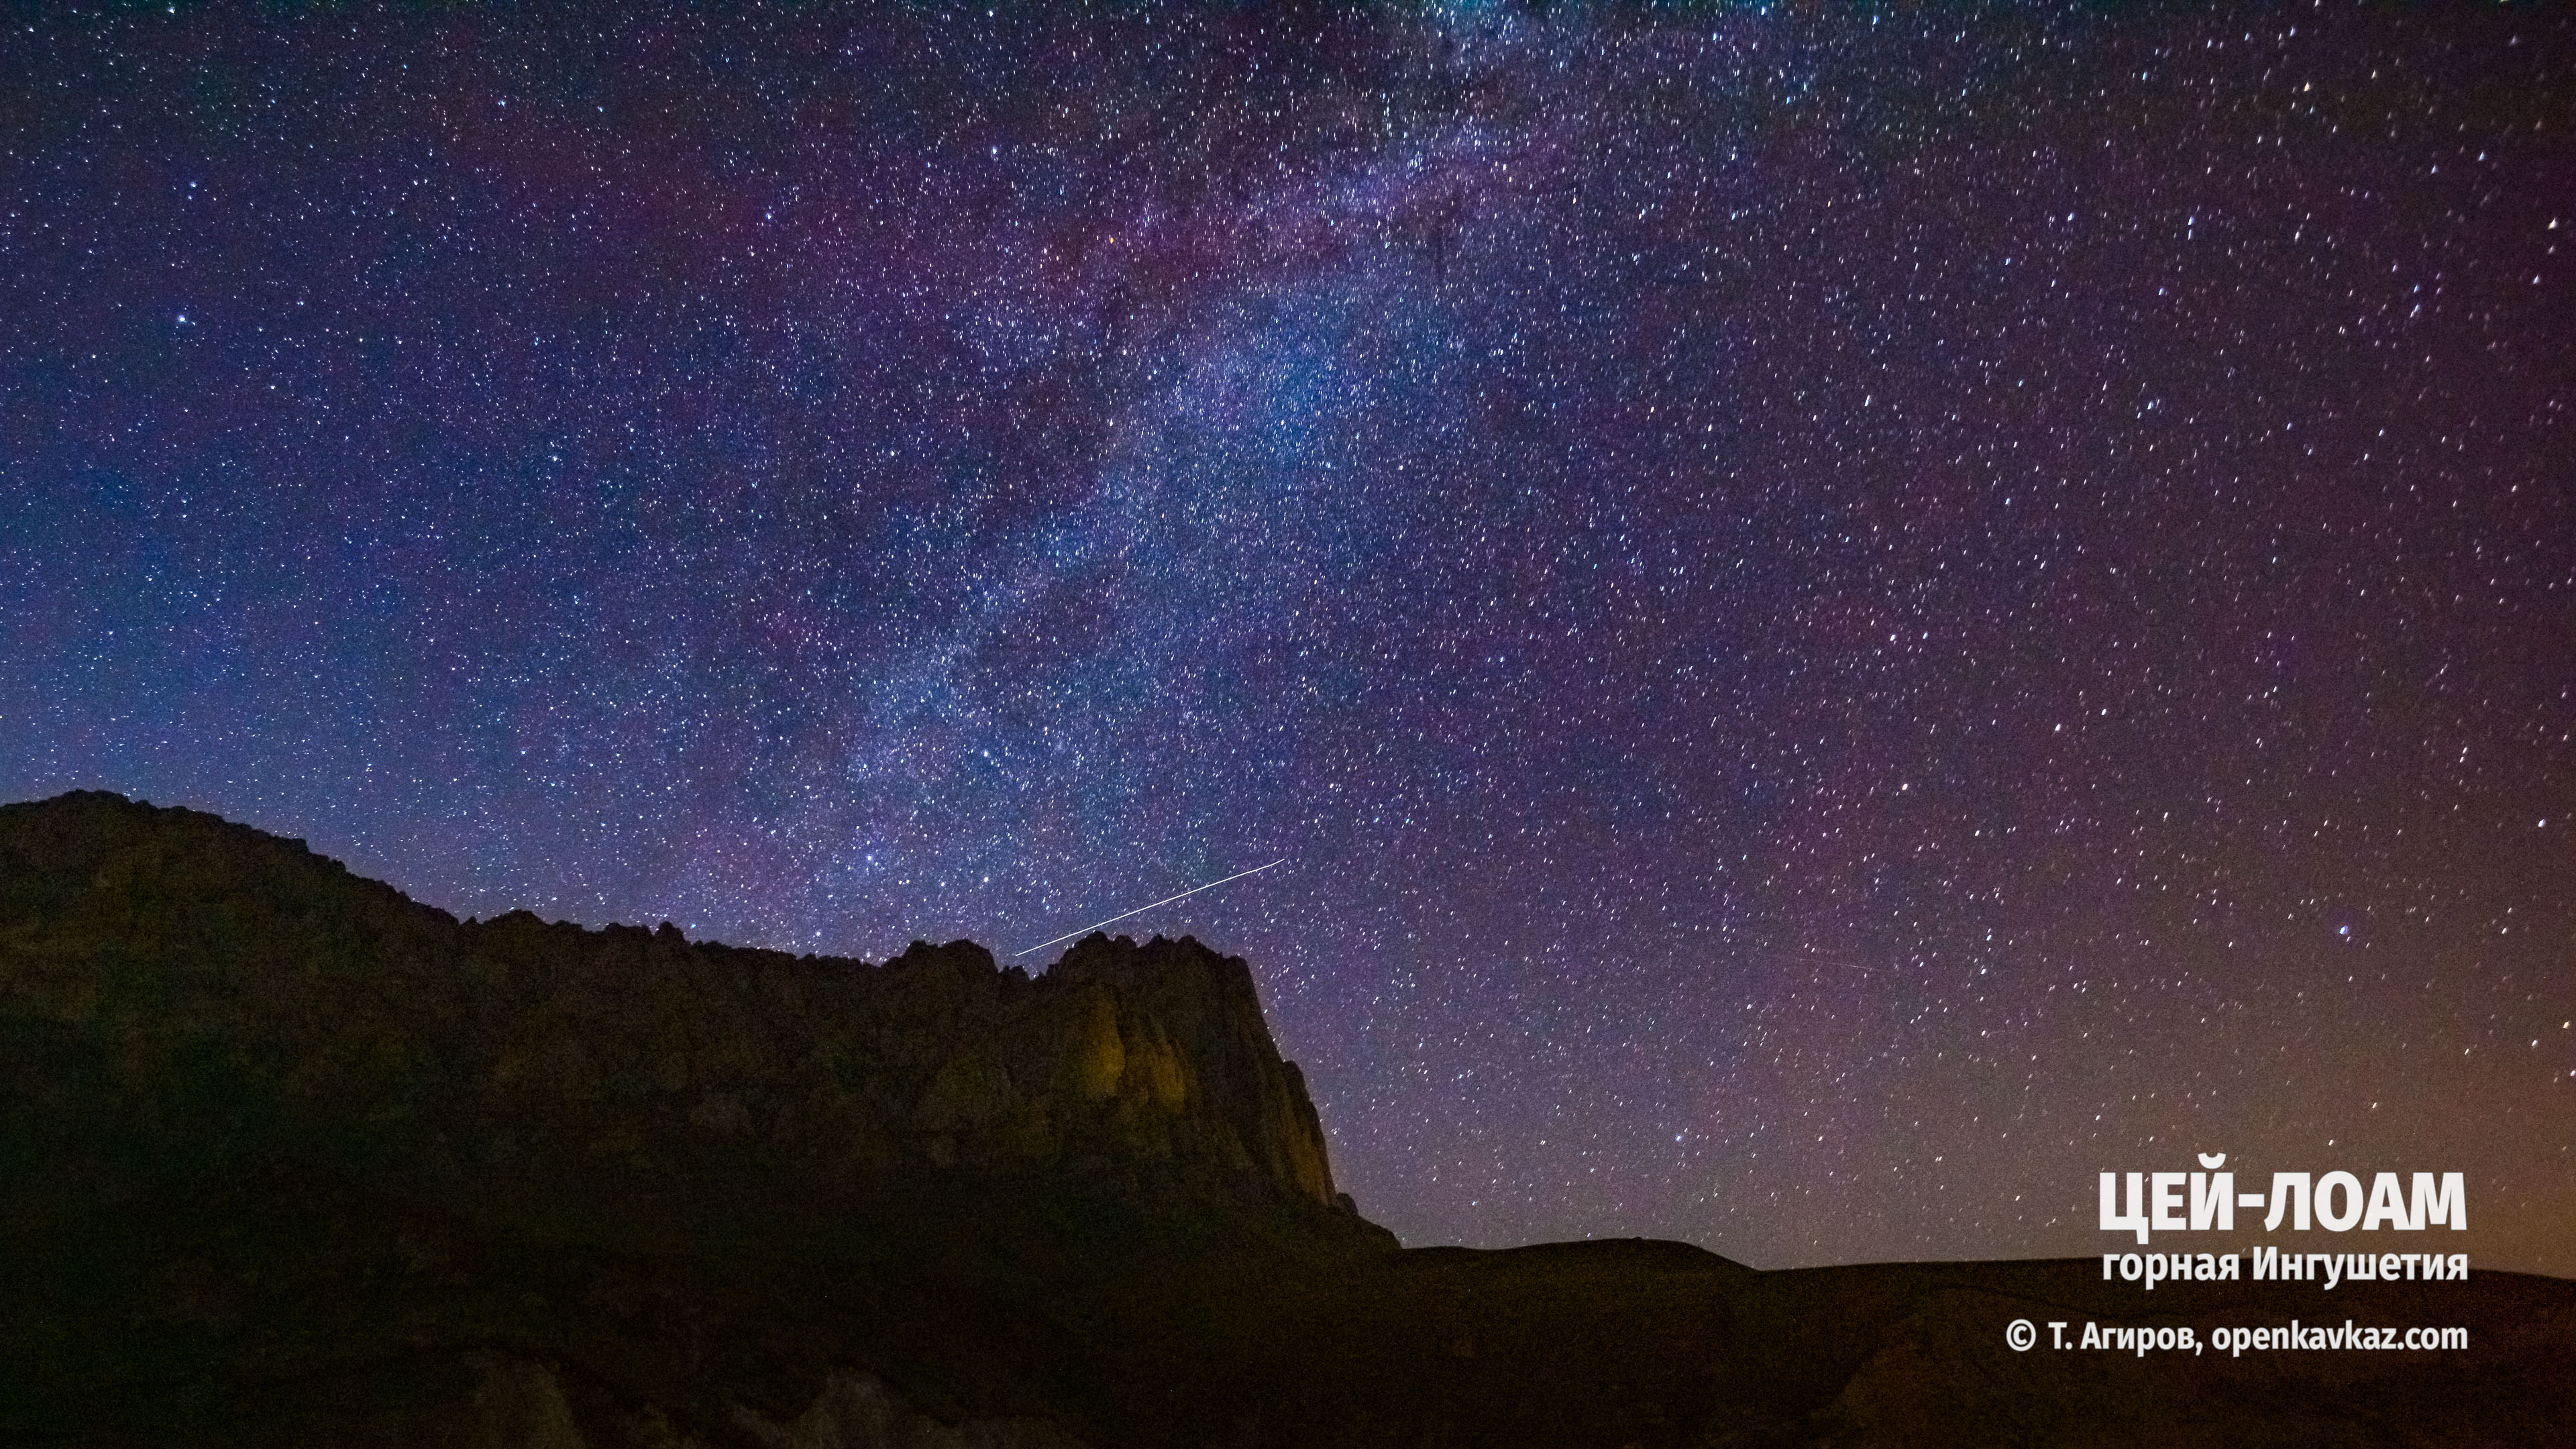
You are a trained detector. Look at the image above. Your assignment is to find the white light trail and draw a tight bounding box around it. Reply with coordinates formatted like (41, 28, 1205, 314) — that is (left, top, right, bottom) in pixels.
(1012, 858, 1287, 959)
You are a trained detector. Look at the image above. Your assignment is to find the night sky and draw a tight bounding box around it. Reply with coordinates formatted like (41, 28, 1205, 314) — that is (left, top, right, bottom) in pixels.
(5, 4, 2571, 1276)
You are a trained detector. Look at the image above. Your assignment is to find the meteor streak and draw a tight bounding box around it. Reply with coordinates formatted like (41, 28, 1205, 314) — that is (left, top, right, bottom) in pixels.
(1013, 858, 1286, 959)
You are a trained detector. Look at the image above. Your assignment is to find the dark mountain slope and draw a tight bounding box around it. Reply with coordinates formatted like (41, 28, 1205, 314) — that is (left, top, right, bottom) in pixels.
(2, 792, 2566, 1448)
(0, 792, 1368, 1238)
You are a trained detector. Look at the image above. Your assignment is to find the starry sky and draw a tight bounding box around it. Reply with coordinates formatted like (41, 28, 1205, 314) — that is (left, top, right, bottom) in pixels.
(5, 3, 2571, 1276)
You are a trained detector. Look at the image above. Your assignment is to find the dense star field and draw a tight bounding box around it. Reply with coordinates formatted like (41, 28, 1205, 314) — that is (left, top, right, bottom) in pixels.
(4, 5, 2570, 1275)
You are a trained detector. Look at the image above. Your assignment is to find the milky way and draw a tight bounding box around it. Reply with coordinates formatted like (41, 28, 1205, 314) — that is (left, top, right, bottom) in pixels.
(5, 5, 2570, 1273)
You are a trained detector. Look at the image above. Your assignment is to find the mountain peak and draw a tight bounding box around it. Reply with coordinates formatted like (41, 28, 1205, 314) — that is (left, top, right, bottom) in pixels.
(0, 790, 1375, 1242)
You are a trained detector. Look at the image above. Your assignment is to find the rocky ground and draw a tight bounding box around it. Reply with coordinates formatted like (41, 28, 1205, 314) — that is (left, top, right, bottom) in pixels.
(4, 792, 2567, 1447)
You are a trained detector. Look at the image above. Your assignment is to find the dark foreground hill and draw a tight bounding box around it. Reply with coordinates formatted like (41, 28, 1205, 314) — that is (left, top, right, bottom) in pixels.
(3, 792, 2568, 1447)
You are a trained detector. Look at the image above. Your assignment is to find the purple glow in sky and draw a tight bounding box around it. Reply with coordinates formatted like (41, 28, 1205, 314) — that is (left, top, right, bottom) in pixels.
(5, 4, 2570, 1273)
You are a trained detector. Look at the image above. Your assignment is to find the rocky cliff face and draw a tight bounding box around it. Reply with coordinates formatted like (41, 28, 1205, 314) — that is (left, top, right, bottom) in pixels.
(0, 790, 1366, 1238)
(463, 1356, 1091, 1449)
(6, 792, 2573, 1449)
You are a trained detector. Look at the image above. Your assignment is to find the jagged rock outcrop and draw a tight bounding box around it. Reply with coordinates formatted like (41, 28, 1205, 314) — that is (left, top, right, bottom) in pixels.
(456, 1358, 1088, 1449)
(732, 1371, 1090, 1449)
(0, 791, 1369, 1241)
(7, 792, 2571, 1448)
(470, 1355, 592, 1449)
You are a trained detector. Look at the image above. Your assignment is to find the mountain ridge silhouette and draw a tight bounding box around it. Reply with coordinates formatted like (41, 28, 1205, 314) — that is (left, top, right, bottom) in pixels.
(3, 791, 2566, 1448)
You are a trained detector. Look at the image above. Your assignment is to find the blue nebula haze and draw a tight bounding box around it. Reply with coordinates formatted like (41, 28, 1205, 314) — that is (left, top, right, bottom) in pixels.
(5, 5, 2570, 1273)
